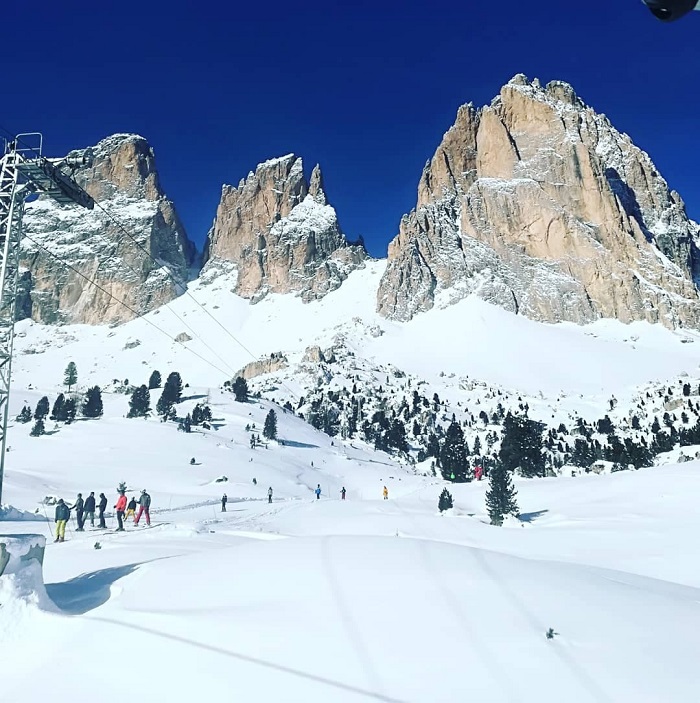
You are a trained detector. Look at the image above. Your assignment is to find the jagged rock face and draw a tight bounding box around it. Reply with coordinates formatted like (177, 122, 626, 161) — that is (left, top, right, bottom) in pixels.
(19, 134, 195, 325)
(378, 75, 700, 328)
(234, 354, 288, 381)
(203, 155, 366, 302)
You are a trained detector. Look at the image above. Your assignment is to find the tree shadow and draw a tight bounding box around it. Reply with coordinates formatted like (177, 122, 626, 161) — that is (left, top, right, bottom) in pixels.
(180, 394, 209, 402)
(46, 563, 142, 614)
(282, 440, 320, 449)
(518, 509, 549, 523)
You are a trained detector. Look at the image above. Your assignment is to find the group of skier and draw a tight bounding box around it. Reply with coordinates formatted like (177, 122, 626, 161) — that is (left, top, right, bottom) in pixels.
(53, 488, 152, 542)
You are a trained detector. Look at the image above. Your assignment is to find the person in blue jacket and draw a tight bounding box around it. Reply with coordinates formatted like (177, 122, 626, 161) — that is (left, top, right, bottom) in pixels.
(54, 499, 70, 542)
(315, 484, 321, 500)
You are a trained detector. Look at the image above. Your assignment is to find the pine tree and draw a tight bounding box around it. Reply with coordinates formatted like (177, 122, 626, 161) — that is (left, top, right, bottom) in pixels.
(263, 409, 278, 440)
(180, 413, 192, 433)
(51, 393, 66, 421)
(30, 418, 45, 437)
(485, 464, 519, 526)
(232, 377, 249, 402)
(64, 361, 78, 392)
(128, 385, 151, 418)
(34, 396, 49, 421)
(16, 405, 32, 423)
(438, 488, 454, 513)
(158, 372, 183, 415)
(63, 398, 77, 424)
(499, 413, 545, 478)
(440, 420, 469, 481)
(82, 386, 104, 418)
(148, 370, 162, 389)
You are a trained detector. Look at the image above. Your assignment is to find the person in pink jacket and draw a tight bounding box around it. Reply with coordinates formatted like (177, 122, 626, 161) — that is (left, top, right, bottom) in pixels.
(474, 464, 484, 481)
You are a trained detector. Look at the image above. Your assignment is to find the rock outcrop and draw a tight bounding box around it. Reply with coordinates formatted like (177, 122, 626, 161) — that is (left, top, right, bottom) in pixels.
(377, 75, 700, 328)
(20, 134, 195, 324)
(234, 353, 288, 381)
(202, 155, 366, 302)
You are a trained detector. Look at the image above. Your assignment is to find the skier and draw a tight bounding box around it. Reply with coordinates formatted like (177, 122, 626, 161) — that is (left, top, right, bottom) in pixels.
(474, 464, 484, 481)
(190, 457, 196, 465)
(268, 487, 273, 504)
(73, 493, 85, 531)
(315, 484, 321, 500)
(114, 491, 127, 531)
(221, 494, 228, 512)
(383, 486, 389, 500)
(134, 489, 151, 526)
(341, 487, 346, 500)
(84, 491, 96, 527)
(252, 477, 257, 485)
(125, 496, 137, 522)
(98, 492, 107, 528)
(54, 499, 70, 542)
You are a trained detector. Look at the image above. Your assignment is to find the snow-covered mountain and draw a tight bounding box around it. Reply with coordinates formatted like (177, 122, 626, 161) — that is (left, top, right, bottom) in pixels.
(20, 134, 195, 325)
(377, 75, 700, 328)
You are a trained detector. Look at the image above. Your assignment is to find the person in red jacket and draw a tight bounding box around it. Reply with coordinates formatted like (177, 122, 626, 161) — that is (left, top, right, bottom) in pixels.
(115, 491, 127, 531)
(474, 464, 484, 481)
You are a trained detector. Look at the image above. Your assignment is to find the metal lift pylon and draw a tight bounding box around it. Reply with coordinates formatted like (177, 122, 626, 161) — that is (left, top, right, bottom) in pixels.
(0, 134, 94, 506)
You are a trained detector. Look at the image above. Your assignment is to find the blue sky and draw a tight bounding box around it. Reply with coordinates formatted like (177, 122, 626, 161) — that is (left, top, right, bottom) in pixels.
(3, 1, 699, 257)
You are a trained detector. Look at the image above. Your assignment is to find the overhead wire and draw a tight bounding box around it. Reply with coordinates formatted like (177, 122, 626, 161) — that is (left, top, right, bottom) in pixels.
(21, 232, 234, 381)
(2, 124, 302, 401)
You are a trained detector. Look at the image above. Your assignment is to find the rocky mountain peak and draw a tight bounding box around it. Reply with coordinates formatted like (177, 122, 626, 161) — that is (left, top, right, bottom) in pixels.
(19, 134, 195, 325)
(378, 75, 700, 328)
(202, 155, 366, 302)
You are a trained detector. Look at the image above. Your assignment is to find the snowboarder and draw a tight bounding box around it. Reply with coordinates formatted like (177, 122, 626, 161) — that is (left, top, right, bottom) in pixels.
(190, 457, 196, 465)
(84, 491, 96, 527)
(341, 487, 346, 500)
(54, 499, 70, 542)
(383, 486, 389, 500)
(315, 484, 321, 500)
(114, 491, 127, 531)
(125, 496, 137, 522)
(474, 465, 484, 481)
(268, 487, 273, 504)
(134, 489, 151, 526)
(252, 477, 257, 485)
(98, 492, 107, 528)
(221, 494, 228, 512)
(73, 493, 85, 531)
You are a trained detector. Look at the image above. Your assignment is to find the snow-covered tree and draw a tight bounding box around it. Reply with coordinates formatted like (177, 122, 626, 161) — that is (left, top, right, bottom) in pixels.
(157, 372, 183, 415)
(499, 413, 545, 478)
(440, 419, 469, 482)
(63, 398, 77, 424)
(16, 405, 32, 423)
(30, 418, 45, 437)
(50, 394, 66, 421)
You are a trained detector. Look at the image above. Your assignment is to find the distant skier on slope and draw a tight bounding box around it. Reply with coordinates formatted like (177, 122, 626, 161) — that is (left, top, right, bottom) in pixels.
(221, 494, 228, 512)
(125, 496, 137, 522)
(341, 487, 346, 500)
(474, 465, 484, 481)
(114, 491, 127, 531)
(268, 487, 273, 504)
(84, 492, 96, 527)
(72, 493, 85, 531)
(383, 486, 389, 500)
(134, 489, 151, 526)
(315, 484, 321, 500)
(54, 499, 70, 543)
(98, 492, 108, 528)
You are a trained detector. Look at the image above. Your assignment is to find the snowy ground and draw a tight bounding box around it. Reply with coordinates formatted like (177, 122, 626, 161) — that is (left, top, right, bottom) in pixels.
(3, 386, 700, 701)
(4, 266, 700, 700)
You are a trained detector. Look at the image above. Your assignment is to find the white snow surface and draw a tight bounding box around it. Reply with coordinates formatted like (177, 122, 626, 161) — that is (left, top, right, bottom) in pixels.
(3, 264, 700, 700)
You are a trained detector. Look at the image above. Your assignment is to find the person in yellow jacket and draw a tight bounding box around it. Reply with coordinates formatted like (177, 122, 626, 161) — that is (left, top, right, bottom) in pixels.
(383, 486, 389, 500)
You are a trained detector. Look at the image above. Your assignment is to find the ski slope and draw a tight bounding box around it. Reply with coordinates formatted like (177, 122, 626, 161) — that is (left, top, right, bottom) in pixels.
(4, 265, 700, 700)
(2, 385, 700, 701)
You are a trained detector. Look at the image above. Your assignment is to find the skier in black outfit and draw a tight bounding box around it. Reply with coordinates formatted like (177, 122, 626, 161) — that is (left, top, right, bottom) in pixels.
(268, 487, 273, 504)
(221, 494, 227, 512)
(84, 492, 96, 527)
(72, 493, 85, 531)
(98, 493, 108, 528)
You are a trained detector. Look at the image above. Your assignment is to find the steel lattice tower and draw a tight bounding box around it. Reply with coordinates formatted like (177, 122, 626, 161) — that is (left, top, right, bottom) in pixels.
(0, 135, 93, 505)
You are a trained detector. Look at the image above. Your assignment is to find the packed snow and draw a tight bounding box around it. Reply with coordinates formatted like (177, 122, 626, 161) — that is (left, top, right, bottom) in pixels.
(3, 265, 700, 701)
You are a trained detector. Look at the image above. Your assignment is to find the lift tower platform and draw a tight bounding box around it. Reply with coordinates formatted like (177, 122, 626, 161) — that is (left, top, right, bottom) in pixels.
(0, 135, 94, 505)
